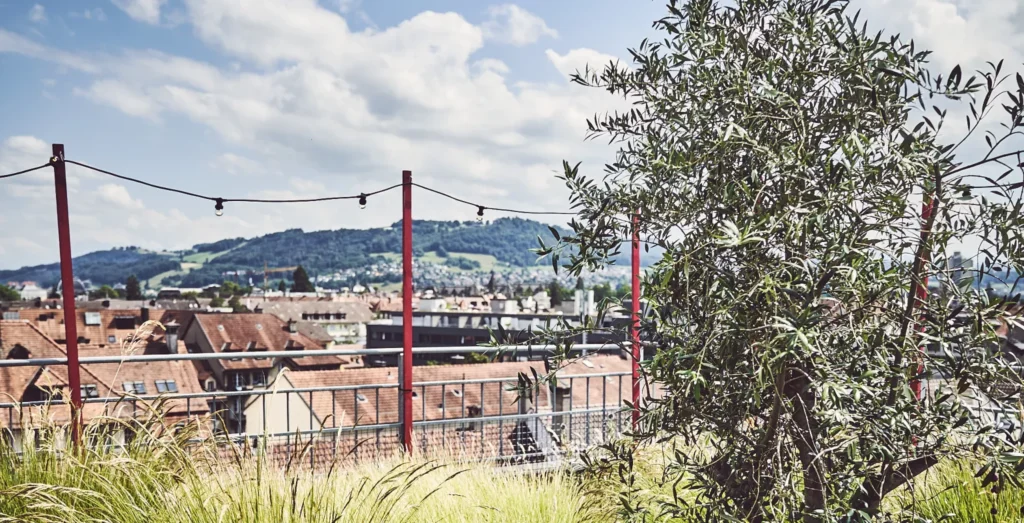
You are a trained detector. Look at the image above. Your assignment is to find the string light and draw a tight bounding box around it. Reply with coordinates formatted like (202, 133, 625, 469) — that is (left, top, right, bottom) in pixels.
(1, 159, 577, 216)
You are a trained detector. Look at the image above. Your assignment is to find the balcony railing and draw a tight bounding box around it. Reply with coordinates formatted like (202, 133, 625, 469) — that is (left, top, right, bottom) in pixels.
(0, 344, 643, 468)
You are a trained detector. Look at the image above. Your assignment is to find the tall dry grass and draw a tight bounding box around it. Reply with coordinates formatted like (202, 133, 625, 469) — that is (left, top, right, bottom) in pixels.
(0, 412, 599, 522)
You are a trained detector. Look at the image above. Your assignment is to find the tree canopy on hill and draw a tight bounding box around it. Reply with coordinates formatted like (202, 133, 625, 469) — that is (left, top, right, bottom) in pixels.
(0, 218, 577, 288)
(0, 248, 179, 288)
(175, 218, 568, 287)
(193, 237, 246, 253)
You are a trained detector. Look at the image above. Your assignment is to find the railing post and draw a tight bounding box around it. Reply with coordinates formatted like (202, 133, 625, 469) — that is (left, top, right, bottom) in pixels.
(401, 170, 414, 454)
(52, 144, 82, 447)
(631, 213, 641, 430)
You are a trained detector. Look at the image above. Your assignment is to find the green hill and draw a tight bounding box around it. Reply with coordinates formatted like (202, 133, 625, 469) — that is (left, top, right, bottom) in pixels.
(0, 218, 569, 288)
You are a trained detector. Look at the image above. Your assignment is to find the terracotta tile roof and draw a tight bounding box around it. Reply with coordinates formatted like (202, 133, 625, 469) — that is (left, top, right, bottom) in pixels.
(0, 320, 209, 430)
(0, 320, 71, 402)
(192, 313, 343, 370)
(282, 361, 551, 429)
(556, 353, 649, 408)
(17, 308, 152, 348)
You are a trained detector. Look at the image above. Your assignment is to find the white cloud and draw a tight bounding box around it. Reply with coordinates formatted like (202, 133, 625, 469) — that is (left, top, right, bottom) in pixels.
(111, 0, 166, 25)
(71, 8, 108, 21)
(73, 79, 162, 121)
(545, 48, 622, 78)
(211, 153, 263, 176)
(96, 183, 144, 209)
(0, 2, 630, 268)
(29, 4, 47, 23)
(482, 4, 557, 46)
(0, 30, 99, 73)
(336, 0, 359, 14)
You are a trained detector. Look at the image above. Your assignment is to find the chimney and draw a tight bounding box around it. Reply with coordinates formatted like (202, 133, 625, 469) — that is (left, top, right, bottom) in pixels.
(141, 307, 150, 323)
(165, 320, 180, 354)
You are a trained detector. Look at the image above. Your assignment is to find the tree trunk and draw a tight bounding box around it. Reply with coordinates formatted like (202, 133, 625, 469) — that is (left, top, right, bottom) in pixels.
(788, 370, 827, 523)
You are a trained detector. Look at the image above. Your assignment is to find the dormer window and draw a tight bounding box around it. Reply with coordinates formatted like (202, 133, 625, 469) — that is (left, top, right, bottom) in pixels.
(246, 341, 257, 351)
(7, 345, 30, 359)
(155, 380, 178, 393)
(80, 384, 99, 398)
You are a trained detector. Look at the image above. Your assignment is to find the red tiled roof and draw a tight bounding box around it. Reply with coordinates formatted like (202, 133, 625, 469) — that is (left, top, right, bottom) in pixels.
(192, 313, 343, 370)
(556, 354, 635, 409)
(282, 361, 551, 429)
(16, 308, 163, 348)
(0, 320, 71, 402)
(0, 320, 209, 429)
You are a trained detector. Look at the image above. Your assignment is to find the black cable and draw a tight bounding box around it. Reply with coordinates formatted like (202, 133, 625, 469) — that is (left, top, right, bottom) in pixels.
(225, 184, 402, 203)
(412, 183, 575, 215)
(66, 159, 402, 203)
(67, 160, 217, 200)
(26, 159, 572, 214)
(0, 163, 51, 179)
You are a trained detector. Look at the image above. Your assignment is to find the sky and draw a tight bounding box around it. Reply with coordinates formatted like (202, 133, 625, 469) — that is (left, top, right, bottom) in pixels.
(0, 0, 1022, 270)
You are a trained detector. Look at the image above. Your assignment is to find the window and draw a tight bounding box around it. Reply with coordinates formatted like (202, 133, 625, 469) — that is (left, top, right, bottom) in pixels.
(252, 372, 266, 387)
(107, 335, 117, 344)
(7, 345, 30, 359)
(133, 381, 146, 394)
(122, 382, 134, 393)
(205, 379, 216, 392)
(155, 380, 168, 393)
(84, 312, 101, 325)
(356, 393, 367, 402)
(166, 380, 178, 393)
(81, 384, 99, 398)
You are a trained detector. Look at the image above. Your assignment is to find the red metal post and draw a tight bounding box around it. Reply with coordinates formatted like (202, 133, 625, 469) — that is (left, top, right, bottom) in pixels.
(401, 170, 414, 453)
(631, 214, 641, 429)
(910, 197, 934, 401)
(52, 144, 82, 446)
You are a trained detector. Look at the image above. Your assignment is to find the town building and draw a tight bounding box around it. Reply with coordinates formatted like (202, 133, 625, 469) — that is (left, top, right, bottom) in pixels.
(254, 301, 373, 345)
(180, 313, 355, 432)
(0, 319, 208, 452)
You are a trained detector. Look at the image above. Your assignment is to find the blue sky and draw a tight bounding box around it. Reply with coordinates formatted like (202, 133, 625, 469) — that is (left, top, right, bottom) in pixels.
(0, 0, 1021, 269)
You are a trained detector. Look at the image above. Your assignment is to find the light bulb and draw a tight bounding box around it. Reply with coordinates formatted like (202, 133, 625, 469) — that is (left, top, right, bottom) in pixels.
(214, 199, 224, 217)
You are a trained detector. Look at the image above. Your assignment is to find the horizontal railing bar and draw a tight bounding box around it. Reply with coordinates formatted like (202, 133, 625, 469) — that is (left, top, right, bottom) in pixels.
(411, 372, 629, 388)
(210, 422, 403, 440)
(412, 407, 617, 427)
(0, 343, 622, 368)
(0, 371, 632, 408)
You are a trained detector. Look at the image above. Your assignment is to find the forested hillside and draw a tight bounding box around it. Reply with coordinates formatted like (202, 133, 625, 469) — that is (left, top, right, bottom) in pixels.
(0, 218, 571, 287)
(0, 248, 179, 288)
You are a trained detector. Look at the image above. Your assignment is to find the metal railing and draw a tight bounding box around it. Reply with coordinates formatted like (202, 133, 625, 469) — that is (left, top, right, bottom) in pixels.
(0, 344, 637, 467)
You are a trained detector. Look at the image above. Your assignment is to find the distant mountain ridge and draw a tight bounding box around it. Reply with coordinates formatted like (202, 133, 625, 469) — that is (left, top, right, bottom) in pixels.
(0, 218, 586, 288)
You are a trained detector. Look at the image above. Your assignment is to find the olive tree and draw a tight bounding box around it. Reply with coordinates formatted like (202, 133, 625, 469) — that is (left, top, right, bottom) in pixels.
(544, 0, 1024, 520)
